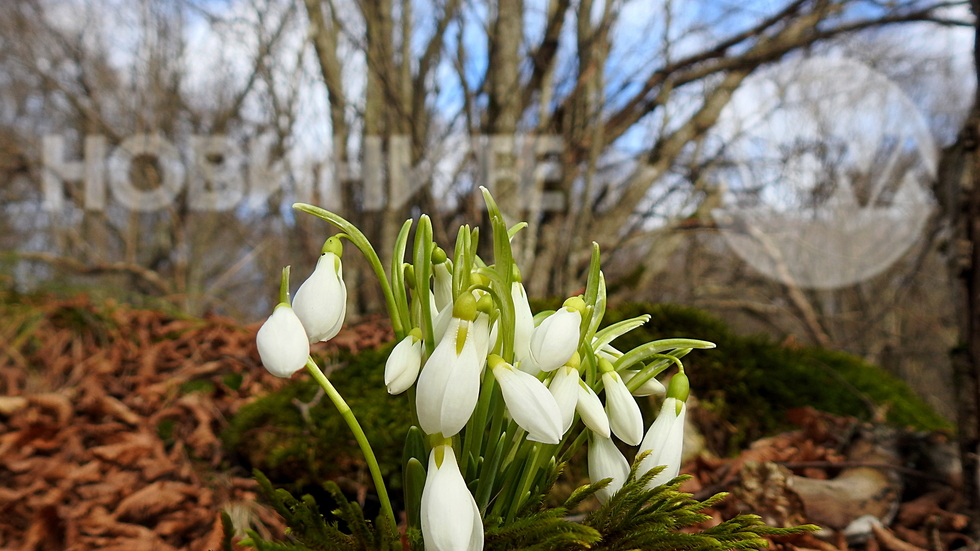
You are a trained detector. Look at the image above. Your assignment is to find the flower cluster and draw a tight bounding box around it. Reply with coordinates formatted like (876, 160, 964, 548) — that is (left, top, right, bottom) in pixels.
(254, 191, 713, 550)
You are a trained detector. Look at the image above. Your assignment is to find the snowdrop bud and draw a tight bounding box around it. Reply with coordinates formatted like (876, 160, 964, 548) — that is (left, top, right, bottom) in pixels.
(588, 433, 630, 504)
(384, 329, 424, 395)
(256, 268, 310, 378)
(416, 296, 481, 437)
(621, 369, 667, 397)
(527, 298, 583, 372)
(421, 445, 484, 551)
(256, 304, 310, 378)
(292, 236, 347, 343)
(490, 355, 563, 445)
(577, 380, 610, 438)
(548, 361, 580, 434)
(638, 396, 687, 489)
(433, 248, 454, 313)
(601, 367, 644, 446)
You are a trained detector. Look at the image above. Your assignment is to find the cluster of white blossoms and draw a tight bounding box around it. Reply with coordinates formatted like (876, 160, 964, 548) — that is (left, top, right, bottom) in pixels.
(255, 197, 706, 551)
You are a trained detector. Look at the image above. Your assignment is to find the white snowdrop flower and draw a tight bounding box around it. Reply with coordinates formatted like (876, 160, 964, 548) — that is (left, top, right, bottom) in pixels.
(256, 304, 310, 378)
(621, 369, 667, 397)
(415, 295, 481, 437)
(384, 329, 424, 395)
(292, 237, 347, 343)
(548, 357, 581, 434)
(638, 397, 687, 488)
(527, 297, 584, 372)
(576, 380, 610, 438)
(421, 444, 484, 551)
(490, 356, 563, 444)
(588, 433, 630, 504)
(602, 369, 644, 446)
(638, 373, 689, 489)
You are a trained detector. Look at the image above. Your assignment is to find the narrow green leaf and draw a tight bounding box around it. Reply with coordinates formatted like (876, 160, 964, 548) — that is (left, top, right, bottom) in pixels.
(404, 457, 427, 531)
(390, 219, 414, 338)
(614, 338, 715, 371)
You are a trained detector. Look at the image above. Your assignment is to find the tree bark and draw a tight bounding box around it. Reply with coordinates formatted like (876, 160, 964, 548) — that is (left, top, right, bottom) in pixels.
(940, 1, 980, 532)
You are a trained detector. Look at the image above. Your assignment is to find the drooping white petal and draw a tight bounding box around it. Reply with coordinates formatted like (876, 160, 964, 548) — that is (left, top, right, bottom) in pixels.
(488, 320, 499, 358)
(421, 445, 484, 551)
(527, 307, 581, 372)
(638, 397, 687, 488)
(433, 303, 454, 344)
(602, 371, 644, 446)
(576, 380, 610, 438)
(548, 366, 580, 434)
(416, 318, 481, 437)
(433, 262, 454, 313)
(588, 433, 630, 504)
(473, 312, 492, 362)
(492, 362, 563, 444)
(384, 335, 423, 395)
(292, 252, 347, 343)
(621, 370, 667, 397)
(512, 282, 534, 365)
(256, 305, 310, 378)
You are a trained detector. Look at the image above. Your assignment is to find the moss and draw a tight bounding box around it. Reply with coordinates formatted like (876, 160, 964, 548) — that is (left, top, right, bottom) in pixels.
(599, 303, 951, 452)
(222, 344, 414, 495)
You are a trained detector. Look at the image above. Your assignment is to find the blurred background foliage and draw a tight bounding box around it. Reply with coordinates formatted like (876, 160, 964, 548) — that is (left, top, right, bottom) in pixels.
(0, 0, 974, 467)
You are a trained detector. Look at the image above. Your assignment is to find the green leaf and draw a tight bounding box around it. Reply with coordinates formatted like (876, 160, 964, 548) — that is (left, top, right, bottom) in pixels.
(390, 219, 414, 338)
(614, 338, 716, 371)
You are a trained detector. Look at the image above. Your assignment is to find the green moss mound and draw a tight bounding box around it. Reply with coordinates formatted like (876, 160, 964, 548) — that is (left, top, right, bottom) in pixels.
(601, 302, 951, 451)
(222, 345, 414, 496)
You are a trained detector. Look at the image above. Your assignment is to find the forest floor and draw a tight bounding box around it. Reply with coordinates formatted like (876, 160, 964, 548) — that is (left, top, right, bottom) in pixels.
(0, 294, 967, 551)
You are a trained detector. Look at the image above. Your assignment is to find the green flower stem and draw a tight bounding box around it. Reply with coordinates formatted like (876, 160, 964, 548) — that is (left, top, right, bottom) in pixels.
(278, 266, 291, 304)
(475, 431, 507, 512)
(462, 367, 497, 475)
(412, 215, 435, 354)
(488, 424, 529, 520)
(625, 350, 691, 393)
(304, 357, 397, 535)
(472, 272, 515, 360)
(558, 428, 589, 466)
(506, 443, 547, 523)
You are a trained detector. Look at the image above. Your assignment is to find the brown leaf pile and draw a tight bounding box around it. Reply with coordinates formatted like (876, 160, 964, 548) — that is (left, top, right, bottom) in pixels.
(0, 293, 392, 551)
(0, 292, 966, 551)
(680, 407, 967, 551)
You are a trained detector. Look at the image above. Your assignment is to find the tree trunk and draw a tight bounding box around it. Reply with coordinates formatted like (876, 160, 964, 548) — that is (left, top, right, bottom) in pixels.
(941, 3, 980, 532)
